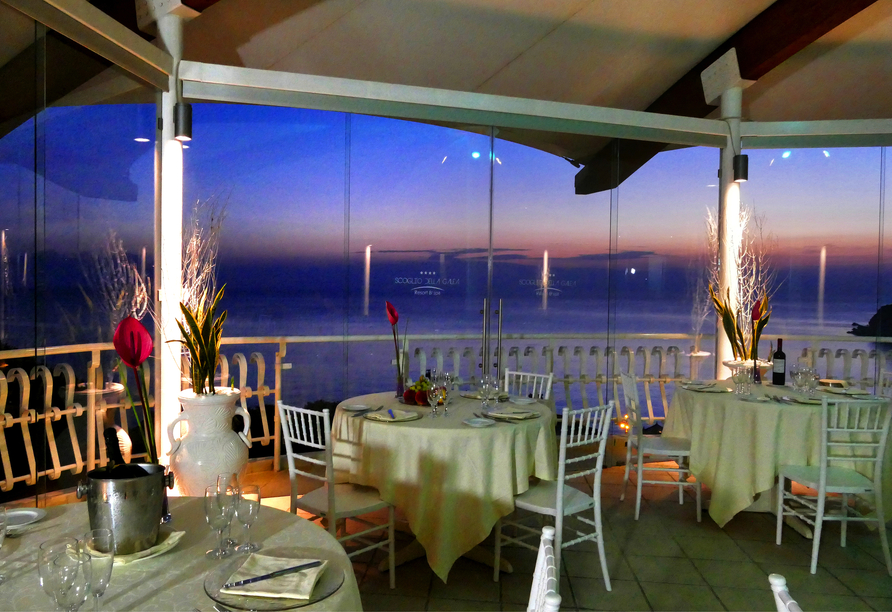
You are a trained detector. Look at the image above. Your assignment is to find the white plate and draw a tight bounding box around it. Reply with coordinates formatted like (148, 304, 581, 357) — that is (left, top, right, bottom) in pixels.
(823, 387, 869, 396)
(485, 410, 539, 420)
(509, 396, 537, 405)
(6, 508, 46, 529)
(463, 417, 495, 428)
(341, 404, 370, 412)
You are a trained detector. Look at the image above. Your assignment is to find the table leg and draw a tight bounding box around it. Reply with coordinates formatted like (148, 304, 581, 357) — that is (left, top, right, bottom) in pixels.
(377, 540, 514, 574)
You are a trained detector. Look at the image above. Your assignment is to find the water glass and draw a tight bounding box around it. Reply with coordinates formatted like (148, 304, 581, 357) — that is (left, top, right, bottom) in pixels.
(216, 473, 239, 549)
(236, 484, 262, 553)
(51, 551, 92, 612)
(39, 537, 79, 600)
(442, 372, 454, 416)
(205, 484, 237, 559)
(426, 381, 441, 417)
(81, 529, 114, 611)
(478, 375, 495, 411)
(731, 366, 750, 395)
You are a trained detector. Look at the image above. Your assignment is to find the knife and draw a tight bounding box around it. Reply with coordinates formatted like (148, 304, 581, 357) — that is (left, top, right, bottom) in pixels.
(223, 560, 323, 588)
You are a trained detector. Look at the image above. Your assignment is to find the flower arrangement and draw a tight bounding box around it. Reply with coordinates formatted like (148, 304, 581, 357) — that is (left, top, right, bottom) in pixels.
(172, 285, 227, 395)
(709, 284, 770, 361)
(113, 316, 157, 463)
(386, 301, 404, 395)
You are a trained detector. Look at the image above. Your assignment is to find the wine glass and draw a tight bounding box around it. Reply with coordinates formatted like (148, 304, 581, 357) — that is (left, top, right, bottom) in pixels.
(205, 484, 236, 559)
(236, 484, 262, 553)
(51, 551, 92, 612)
(81, 529, 114, 611)
(0, 507, 7, 585)
(478, 375, 494, 412)
(441, 372, 454, 416)
(216, 473, 239, 549)
(39, 537, 79, 604)
(427, 378, 441, 417)
(731, 366, 749, 395)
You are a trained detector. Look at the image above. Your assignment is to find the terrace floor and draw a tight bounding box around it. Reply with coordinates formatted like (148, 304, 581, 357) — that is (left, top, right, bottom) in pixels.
(244, 462, 892, 612)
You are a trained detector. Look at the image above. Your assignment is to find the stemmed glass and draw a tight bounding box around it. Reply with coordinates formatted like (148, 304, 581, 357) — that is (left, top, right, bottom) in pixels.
(0, 507, 7, 585)
(236, 484, 262, 553)
(51, 551, 93, 612)
(478, 375, 495, 413)
(81, 529, 114, 611)
(427, 378, 442, 417)
(441, 372, 454, 416)
(205, 484, 237, 559)
(731, 365, 751, 395)
(216, 473, 239, 550)
(39, 537, 79, 606)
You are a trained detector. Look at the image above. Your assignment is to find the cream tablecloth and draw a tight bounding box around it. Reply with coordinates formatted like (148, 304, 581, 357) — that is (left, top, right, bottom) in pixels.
(664, 381, 892, 527)
(2, 497, 362, 611)
(331, 391, 557, 582)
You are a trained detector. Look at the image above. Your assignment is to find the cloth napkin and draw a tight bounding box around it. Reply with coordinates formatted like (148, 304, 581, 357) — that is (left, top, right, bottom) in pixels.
(114, 530, 185, 565)
(221, 554, 328, 600)
(365, 409, 418, 422)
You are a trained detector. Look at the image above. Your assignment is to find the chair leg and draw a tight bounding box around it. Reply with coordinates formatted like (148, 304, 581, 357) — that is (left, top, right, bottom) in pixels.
(810, 493, 827, 574)
(874, 490, 892, 576)
(775, 475, 785, 545)
(620, 441, 632, 501)
(388, 505, 396, 589)
(840, 493, 848, 548)
(553, 514, 564, 592)
(593, 496, 611, 592)
(677, 456, 684, 505)
(634, 451, 644, 520)
(493, 518, 502, 583)
(695, 479, 702, 523)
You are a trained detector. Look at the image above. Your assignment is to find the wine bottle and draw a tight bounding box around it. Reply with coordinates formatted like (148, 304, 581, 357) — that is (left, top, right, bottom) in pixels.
(773, 338, 786, 386)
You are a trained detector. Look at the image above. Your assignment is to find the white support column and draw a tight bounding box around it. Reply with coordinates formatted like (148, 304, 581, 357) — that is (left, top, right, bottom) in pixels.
(701, 49, 753, 379)
(155, 12, 185, 464)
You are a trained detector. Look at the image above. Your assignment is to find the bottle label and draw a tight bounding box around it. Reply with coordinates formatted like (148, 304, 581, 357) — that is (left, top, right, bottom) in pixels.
(773, 359, 785, 373)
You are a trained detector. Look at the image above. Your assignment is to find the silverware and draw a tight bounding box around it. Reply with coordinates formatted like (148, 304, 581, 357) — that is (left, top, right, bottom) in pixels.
(223, 560, 323, 588)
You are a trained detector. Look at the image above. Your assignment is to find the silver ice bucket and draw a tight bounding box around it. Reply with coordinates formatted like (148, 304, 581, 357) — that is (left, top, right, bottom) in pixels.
(76, 464, 174, 555)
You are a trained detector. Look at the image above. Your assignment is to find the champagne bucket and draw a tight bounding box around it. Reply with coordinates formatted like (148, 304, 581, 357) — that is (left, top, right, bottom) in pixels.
(76, 464, 174, 555)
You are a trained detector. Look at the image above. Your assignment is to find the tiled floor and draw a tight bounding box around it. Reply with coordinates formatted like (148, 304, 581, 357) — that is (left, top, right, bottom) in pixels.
(249, 464, 892, 612)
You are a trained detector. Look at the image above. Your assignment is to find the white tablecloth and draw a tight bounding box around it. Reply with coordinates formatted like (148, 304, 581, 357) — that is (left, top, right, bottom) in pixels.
(331, 391, 557, 582)
(2, 497, 362, 611)
(664, 382, 892, 527)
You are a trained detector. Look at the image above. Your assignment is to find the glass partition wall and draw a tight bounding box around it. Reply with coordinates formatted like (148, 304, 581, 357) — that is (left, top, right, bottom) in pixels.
(3, 19, 892, 504)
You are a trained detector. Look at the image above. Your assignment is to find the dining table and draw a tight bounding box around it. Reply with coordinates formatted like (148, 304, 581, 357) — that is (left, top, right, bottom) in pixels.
(663, 380, 892, 528)
(0, 496, 362, 611)
(330, 390, 557, 583)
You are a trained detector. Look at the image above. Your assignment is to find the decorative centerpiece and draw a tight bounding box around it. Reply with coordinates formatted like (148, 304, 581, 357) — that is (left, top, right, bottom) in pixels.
(386, 301, 406, 397)
(166, 286, 252, 496)
(403, 376, 431, 405)
(710, 285, 772, 378)
(76, 316, 173, 555)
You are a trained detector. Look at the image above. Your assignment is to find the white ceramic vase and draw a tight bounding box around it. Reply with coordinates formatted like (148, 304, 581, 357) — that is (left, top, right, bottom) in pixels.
(167, 388, 252, 496)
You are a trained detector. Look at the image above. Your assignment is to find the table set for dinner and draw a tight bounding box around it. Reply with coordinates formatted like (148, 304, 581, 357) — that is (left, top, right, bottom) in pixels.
(663, 376, 892, 528)
(330, 381, 557, 582)
(0, 493, 362, 611)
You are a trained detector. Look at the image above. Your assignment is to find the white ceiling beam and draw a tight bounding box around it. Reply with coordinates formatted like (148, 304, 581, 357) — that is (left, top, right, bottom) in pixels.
(741, 119, 892, 148)
(2, 0, 173, 91)
(180, 61, 728, 148)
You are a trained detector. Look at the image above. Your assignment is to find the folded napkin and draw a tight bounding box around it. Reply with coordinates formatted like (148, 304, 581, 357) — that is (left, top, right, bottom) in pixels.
(461, 392, 510, 401)
(824, 387, 869, 395)
(365, 408, 419, 422)
(114, 530, 185, 565)
(485, 408, 538, 420)
(221, 554, 328, 600)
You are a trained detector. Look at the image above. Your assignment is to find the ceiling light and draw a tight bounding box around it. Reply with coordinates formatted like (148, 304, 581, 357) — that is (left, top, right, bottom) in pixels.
(174, 102, 192, 142)
(134, 137, 150, 143)
(733, 154, 748, 182)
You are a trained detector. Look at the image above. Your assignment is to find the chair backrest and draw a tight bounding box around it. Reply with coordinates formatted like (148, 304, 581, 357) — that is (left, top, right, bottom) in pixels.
(555, 403, 614, 515)
(528, 525, 561, 612)
(768, 574, 803, 612)
(277, 402, 336, 516)
(819, 398, 892, 487)
(619, 371, 644, 438)
(504, 370, 554, 400)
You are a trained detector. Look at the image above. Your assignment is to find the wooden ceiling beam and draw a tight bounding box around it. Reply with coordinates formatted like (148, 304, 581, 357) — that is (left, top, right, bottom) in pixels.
(575, 0, 879, 195)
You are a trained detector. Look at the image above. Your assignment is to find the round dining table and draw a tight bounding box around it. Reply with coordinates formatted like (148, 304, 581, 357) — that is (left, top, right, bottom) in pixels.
(1, 496, 362, 611)
(663, 380, 892, 528)
(330, 391, 557, 583)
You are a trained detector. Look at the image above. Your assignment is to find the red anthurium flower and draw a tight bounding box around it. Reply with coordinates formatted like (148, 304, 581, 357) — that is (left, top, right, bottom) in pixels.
(386, 301, 399, 326)
(752, 299, 761, 322)
(114, 316, 153, 369)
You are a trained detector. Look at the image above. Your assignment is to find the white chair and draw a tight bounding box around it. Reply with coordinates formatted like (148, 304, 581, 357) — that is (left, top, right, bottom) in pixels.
(768, 574, 804, 612)
(277, 402, 396, 587)
(494, 403, 614, 591)
(504, 370, 554, 400)
(619, 371, 701, 521)
(776, 397, 892, 576)
(527, 526, 562, 612)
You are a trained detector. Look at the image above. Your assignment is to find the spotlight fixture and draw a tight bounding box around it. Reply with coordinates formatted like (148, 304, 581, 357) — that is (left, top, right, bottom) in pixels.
(174, 102, 192, 142)
(733, 153, 748, 182)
